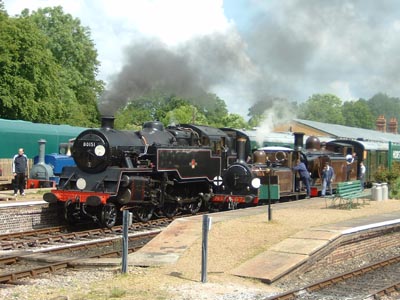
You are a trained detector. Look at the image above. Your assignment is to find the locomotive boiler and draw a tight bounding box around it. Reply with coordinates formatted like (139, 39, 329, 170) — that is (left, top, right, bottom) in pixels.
(43, 117, 250, 227)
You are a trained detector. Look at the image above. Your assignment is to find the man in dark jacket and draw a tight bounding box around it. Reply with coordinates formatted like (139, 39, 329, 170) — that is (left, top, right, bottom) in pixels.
(12, 148, 28, 196)
(293, 158, 311, 198)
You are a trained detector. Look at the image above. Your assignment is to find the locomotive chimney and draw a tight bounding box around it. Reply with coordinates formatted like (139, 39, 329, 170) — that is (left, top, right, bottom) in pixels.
(294, 132, 305, 151)
(237, 137, 247, 163)
(101, 116, 115, 129)
(37, 139, 46, 164)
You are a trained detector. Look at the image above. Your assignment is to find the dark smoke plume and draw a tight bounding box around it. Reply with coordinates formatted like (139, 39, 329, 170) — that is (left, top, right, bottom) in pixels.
(99, 33, 253, 115)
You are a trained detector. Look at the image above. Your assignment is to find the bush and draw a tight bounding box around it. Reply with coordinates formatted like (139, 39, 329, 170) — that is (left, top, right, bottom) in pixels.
(389, 177, 400, 199)
(374, 162, 400, 199)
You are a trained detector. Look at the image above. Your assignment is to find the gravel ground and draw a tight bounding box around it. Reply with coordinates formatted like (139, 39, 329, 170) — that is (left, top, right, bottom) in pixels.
(1, 198, 400, 300)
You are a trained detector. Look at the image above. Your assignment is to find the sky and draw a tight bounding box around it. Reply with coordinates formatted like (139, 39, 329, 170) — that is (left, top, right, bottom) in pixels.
(4, 0, 400, 118)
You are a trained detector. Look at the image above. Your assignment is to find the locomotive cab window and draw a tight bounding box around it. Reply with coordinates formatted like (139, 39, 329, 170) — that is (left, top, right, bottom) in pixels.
(213, 140, 223, 155)
(201, 136, 209, 146)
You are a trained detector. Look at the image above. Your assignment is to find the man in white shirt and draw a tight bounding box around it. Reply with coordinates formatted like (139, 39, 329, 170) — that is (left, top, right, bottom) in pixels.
(359, 161, 366, 190)
(345, 152, 356, 181)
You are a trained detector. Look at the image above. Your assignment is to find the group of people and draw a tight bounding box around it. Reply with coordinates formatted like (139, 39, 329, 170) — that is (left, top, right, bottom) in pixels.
(293, 153, 366, 198)
(346, 151, 366, 188)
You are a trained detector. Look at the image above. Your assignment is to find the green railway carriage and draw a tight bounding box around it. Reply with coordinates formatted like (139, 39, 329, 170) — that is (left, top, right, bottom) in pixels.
(0, 118, 87, 187)
(0, 118, 87, 158)
(325, 139, 393, 185)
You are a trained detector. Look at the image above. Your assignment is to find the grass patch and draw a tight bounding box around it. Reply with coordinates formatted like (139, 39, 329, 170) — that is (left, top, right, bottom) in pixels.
(109, 287, 126, 298)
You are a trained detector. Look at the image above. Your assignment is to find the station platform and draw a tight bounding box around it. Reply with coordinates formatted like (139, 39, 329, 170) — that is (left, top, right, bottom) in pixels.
(0, 189, 47, 207)
(123, 197, 400, 283)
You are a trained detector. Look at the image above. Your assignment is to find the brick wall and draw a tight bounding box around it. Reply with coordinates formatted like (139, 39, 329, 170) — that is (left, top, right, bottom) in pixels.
(0, 203, 61, 234)
(300, 225, 400, 273)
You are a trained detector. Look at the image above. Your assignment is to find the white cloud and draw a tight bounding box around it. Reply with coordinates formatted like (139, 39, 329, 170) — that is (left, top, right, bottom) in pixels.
(327, 81, 355, 102)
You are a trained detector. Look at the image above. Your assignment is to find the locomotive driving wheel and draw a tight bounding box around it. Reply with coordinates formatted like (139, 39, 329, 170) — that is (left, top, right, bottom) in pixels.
(101, 203, 117, 228)
(184, 197, 202, 215)
(133, 205, 154, 222)
(163, 202, 179, 218)
(64, 200, 75, 224)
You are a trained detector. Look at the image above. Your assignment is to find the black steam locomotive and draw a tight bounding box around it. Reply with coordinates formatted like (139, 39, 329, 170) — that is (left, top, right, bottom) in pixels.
(44, 117, 254, 227)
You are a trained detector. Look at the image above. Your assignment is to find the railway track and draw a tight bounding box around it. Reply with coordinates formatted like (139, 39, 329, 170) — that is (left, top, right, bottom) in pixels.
(267, 255, 400, 300)
(0, 218, 171, 251)
(0, 230, 158, 284)
(0, 213, 203, 285)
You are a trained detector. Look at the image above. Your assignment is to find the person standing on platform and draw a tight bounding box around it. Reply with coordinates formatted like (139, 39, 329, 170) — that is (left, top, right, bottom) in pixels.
(321, 161, 334, 197)
(345, 152, 356, 181)
(12, 148, 28, 197)
(359, 161, 366, 190)
(293, 158, 311, 198)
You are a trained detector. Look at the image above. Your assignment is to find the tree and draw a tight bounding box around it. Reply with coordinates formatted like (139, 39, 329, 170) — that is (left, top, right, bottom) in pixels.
(0, 1, 6, 15)
(0, 6, 103, 127)
(114, 93, 236, 129)
(0, 14, 69, 123)
(193, 94, 229, 127)
(342, 99, 375, 129)
(298, 94, 344, 124)
(220, 113, 248, 129)
(367, 93, 400, 121)
(114, 94, 192, 129)
(160, 104, 208, 125)
(22, 6, 103, 126)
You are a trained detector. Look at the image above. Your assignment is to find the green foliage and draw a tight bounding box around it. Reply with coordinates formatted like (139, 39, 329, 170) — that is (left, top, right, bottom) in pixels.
(374, 162, 400, 199)
(342, 99, 375, 129)
(374, 167, 399, 185)
(0, 15, 67, 123)
(160, 104, 208, 125)
(0, 6, 102, 127)
(389, 177, 400, 199)
(109, 287, 126, 298)
(0, 1, 5, 15)
(220, 113, 249, 129)
(114, 93, 235, 129)
(25, 6, 103, 126)
(194, 94, 228, 127)
(367, 93, 400, 122)
(298, 94, 344, 124)
(374, 161, 400, 186)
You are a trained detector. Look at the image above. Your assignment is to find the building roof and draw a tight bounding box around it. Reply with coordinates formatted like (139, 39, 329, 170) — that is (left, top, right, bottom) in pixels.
(295, 119, 400, 143)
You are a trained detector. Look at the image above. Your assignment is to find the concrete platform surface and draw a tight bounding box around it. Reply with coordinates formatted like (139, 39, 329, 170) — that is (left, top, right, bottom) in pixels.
(125, 200, 400, 284)
(231, 210, 400, 283)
